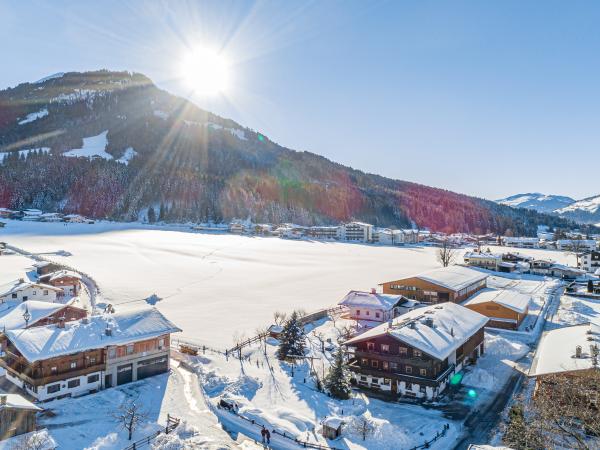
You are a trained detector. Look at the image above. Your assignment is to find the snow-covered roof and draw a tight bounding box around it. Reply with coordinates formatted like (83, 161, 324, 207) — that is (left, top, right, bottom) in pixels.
(344, 302, 488, 361)
(464, 252, 501, 260)
(0, 280, 62, 297)
(530, 323, 600, 377)
(463, 289, 531, 314)
(401, 266, 488, 292)
(40, 269, 82, 282)
(0, 394, 41, 411)
(0, 300, 71, 330)
(338, 290, 403, 310)
(323, 417, 344, 429)
(6, 307, 181, 362)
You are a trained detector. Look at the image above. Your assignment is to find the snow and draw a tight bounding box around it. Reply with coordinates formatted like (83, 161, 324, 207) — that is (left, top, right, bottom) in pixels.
(338, 290, 402, 309)
(346, 302, 488, 361)
(116, 147, 137, 165)
(0, 393, 41, 411)
(0, 429, 56, 450)
(463, 288, 531, 314)
(35, 72, 65, 83)
(206, 122, 248, 140)
(0, 279, 62, 297)
(6, 307, 181, 362)
(556, 194, 600, 214)
(0, 147, 50, 163)
(154, 110, 169, 119)
(63, 131, 113, 160)
(18, 108, 48, 125)
(0, 300, 67, 330)
(405, 266, 489, 292)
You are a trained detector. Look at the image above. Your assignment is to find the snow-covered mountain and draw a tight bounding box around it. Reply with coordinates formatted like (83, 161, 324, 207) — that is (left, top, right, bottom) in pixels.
(497, 192, 600, 224)
(496, 193, 575, 214)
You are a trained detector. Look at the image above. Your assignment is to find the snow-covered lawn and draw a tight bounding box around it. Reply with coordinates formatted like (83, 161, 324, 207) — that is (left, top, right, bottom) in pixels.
(0, 221, 574, 349)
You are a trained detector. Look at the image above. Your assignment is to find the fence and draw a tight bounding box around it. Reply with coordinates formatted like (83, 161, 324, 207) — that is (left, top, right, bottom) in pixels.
(407, 424, 450, 450)
(121, 414, 180, 450)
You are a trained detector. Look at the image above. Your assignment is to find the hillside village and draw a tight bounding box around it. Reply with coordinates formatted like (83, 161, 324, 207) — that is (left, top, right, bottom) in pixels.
(0, 219, 599, 449)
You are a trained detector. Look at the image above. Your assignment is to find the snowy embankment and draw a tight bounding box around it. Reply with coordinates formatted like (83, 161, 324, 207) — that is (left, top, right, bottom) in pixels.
(0, 221, 574, 349)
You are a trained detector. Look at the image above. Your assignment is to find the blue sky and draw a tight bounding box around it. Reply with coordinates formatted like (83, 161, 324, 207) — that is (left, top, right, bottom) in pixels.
(2, 0, 599, 200)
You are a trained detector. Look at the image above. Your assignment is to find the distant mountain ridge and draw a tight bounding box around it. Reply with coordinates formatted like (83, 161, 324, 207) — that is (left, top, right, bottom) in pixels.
(497, 192, 600, 225)
(0, 70, 593, 235)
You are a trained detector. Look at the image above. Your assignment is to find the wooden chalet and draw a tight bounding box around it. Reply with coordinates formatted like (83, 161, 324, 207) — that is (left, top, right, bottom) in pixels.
(0, 394, 41, 441)
(462, 289, 530, 330)
(38, 270, 82, 297)
(344, 302, 488, 400)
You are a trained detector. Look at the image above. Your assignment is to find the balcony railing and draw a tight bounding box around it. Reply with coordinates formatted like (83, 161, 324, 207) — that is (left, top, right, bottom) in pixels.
(0, 357, 105, 387)
(349, 359, 455, 386)
(353, 350, 436, 368)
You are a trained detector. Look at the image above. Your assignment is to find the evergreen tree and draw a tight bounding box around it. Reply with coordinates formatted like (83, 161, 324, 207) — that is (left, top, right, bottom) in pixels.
(147, 206, 156, 223)
(325, 346, 352, 400)
(277, 311, 306, 361)
(588, 279, 594, 293)
(158, 203, 166, 222)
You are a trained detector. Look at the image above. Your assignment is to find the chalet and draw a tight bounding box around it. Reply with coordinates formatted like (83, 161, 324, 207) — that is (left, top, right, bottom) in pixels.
(502, 252, 534, 264)
(0, 307, 181, 401)
(0, 280, 63, 303)
(463, 251, 501, 271)
(32, 261, 63, 276)
(38, 270, 82, 297)
(556, 239, 598, 252)
(462, 289, 530, 330)
(380, 266, 488, 304)
(344, 302, 488, 400)
(0, 394, 41, 441)
(579, 251, 600, 273)
(337, 222, 373, 243)
(39, 213, 62, 222)
(529, 259, 555, 276)
(0, 301, 87, 330)
(0, 208, 14, 219)
(21, 209, 43, 222)
(338, 289, 418, 323)
(529, 323, 600, 393)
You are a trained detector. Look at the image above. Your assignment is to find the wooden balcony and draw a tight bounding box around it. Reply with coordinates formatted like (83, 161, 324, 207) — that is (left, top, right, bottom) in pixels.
(353, 350, 437, 369)
(349, 358, 455, 387)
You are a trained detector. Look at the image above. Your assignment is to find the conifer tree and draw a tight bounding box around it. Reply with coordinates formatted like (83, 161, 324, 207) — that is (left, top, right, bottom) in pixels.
(147, 206, 156, 223)
(277, 311, 306, 361)
(325, 346, 352, 399)
(158, 203, 166, 221)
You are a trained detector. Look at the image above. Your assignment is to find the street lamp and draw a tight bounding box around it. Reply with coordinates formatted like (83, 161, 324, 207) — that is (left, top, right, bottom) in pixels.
(23, 306, 31, 328)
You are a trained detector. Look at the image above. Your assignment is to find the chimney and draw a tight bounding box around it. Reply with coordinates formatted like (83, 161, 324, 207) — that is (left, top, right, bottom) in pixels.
(575, 345, 582, 358)
(105, 326, 112, 337)
(18, 278, 24, 283)
(409, 321, 417, 329)
(424, 318, 434, 328)
(370, 288, 376, 294)
(57, 316, 66, 329)
(0, 395, 6, 406)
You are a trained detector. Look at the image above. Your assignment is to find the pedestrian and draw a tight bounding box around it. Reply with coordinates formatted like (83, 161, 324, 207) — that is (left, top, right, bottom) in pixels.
(265, 429, 271, 444)
(261, 426, 267, 444)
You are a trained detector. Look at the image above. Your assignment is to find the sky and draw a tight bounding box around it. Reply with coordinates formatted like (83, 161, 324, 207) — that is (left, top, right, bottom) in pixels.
(1, 0, 599, 200)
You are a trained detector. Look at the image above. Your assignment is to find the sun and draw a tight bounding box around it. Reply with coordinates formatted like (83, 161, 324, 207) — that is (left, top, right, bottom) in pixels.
(180, 47, 229, 96)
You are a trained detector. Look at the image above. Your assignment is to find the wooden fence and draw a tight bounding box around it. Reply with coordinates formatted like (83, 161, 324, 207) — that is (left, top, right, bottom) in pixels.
(121, 414, 180, 450)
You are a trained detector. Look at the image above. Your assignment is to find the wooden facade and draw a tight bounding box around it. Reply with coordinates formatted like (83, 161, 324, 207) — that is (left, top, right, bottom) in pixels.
(0, 403, 38, 441)
(40, 273, 81, 296)
(31, 306, 87, 328)
(381, 277, 486, 304)
(464, 302, 527, 330)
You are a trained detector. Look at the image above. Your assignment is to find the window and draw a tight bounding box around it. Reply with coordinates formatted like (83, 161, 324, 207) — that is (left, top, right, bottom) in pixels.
(11, 293, 17, 299)
(51, 366, 57, 374)
(367, 342, 375, 351)
(371, 360, 379, 368)
(126, 344, 134, 355)
(361, 358, 368, 366)
(390, 362, 398, 370)
(108, 348, 116, 359)
(89, 357, 96, 364)
(399, 347, 407, 355)
(32, 291, 37, 295)
(67, 379, 80, 389)
(420, 386, 426, 393)
(360, 376, 367, 382)
(382, 361, 389, 370)
(158, 338, 165, 350)
(383, 378, 390, 385)
(381, 344, 389, 354)
(420, 368, 427, 376)
(413, 350, 422, 357)
(375, 312, 380, 319)
(70, 361, 77, 369)
(356, 309, 360, 316)
(366, 311, 370, 316)
(47, 384, 60, 394)
(406, 382, 412, 391)
(87, 374, 100, 384)
(43, 290, 48, 295)
(405, 365, 412, 374)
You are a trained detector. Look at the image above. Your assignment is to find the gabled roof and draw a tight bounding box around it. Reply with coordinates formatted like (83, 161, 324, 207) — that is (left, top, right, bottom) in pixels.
(463, 289, 531, 314)
(344, 302, 488, 361)
(0, 394, 41, 411)
(40, 269, 82, 282)
(0, 280, 62, 297)
(338, 290, 403, 310)
(5, 307, 181, 362)
(0, 300, 82, 330)
(382, 266, 488, 292)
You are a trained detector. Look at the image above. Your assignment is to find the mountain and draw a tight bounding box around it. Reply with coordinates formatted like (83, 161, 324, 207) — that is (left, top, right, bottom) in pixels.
(496, 193, 576, 214)
(0, 70, 592, 236)
(555, 195, 600, 224)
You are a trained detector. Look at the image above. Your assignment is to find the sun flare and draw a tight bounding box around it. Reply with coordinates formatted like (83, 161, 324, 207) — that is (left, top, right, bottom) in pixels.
(180, 47, 229, 96)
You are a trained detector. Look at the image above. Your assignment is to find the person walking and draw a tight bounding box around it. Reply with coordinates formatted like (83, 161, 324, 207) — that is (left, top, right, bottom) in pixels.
(261, 426, 267, 444)
(265, 428, 271, 445)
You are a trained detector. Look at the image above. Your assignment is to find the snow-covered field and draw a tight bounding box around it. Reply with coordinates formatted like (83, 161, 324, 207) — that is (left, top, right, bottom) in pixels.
(0, 222, 573, 348)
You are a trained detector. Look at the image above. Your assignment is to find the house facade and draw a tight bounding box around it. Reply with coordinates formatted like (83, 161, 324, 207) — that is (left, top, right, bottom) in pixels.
(338, 289, 418, 323)
(0, 394, 41, 441)
(380, 266, 488, 304)
(556, 239, 598, 252)
(0, 280, 63, 303)
(344, 303, 488, 400)
(337, 222, 373, 243)
(306, 226, 339, 240)
(502, 237, 540, 248)
(463, 252, 501, 271)
(0, 308, 181, 402)
(579, 251, 600, 273)
(39, 270, 82, 297)
(463, 289, 530, 330)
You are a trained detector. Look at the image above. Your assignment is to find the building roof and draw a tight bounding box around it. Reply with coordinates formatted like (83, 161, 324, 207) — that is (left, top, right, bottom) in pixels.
(5, 307, 181, 362)
(464, 252, 501, 260)
(40, 269, 82, 282)
(0, 394, 41, 411)
(530, 323, 600, 377)
(0, 300, 74, 330)
(338, 290, 403, 310)
(344, 302, 488, 361)
(463, 289, 531, 314)
(389, 266, 489, 292)
(0, 280, 63, 297)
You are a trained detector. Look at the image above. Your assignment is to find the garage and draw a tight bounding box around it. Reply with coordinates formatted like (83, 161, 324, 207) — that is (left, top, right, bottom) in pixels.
(117, 364, 133, 385)
(136, 356, 168, 380)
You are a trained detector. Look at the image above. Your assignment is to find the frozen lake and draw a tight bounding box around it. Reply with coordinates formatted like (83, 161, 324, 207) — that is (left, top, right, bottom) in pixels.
(0, 221, 574, 347)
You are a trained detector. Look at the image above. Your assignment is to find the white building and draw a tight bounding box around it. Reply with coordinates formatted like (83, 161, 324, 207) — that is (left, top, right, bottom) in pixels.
(580, 251, 600, 273)
(338, 289, 418, 323)
(556, 239, 598, 252)
(337, 222, 373, 243)
(502, 237, 540, 248)
(21, 209, 43, 222)
(307, 226, 339, 240)
(463, 251, 502, 271)
(0, 280, 63, 303)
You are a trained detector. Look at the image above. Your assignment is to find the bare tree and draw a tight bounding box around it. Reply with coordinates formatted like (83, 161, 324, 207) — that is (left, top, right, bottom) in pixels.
(351, 415, 375, 441)
(9, 432, 54, 450)
(437, 239, 457, 267)
(569, 237, 586, 267)
(336, 324, 355, 344)
(273, 311, 287, 326)
(113, 400, 148, 441)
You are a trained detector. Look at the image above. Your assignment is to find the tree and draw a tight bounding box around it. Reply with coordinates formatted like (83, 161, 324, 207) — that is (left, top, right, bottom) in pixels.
(325, 346, 352, 400)
(351, 415, 375, 441)
(277, 311, 306, 361)
(113, 400, 148, 441)
(9, 431, 55, 450)
(437, 239, 457, 267)
(147, 206, 156, 223)
(158, 202, 166, 221)
(503, 404, 544, 450)
(589, 279, 595, 293)
(570, 237, 585, 267)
